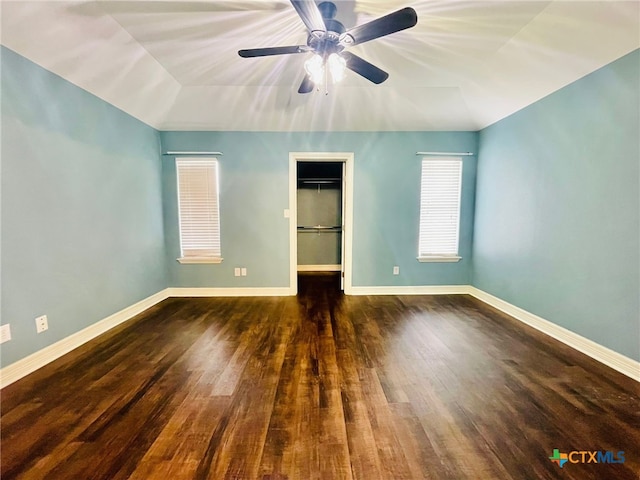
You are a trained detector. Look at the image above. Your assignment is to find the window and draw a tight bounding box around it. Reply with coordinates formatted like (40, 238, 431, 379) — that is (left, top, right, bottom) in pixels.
(418, 157, 462, 262)
(176, 158, 222, 264)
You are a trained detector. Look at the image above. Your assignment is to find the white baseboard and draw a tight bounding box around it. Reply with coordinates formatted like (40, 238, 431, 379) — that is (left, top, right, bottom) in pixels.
(347, 284, 638, 381)
(0, 289, 171, 389)
(166, 287, 294, 297)
(0, 286, 294, 388)
(3, 284, 636, 389)
(348, 285, 470, 296)
(297, 264, 342, 272)
(466, 286, 640, 382)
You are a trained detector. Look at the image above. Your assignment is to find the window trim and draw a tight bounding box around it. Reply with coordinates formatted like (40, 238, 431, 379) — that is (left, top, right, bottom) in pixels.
(175, 157, 223, 265)
(177, 257, 223, 265)
(417, 156, 463, 263)
(417, 255, 462, 263)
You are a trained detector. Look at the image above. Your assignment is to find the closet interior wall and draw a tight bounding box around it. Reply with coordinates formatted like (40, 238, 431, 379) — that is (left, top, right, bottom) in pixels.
(296, 162, 343, 270)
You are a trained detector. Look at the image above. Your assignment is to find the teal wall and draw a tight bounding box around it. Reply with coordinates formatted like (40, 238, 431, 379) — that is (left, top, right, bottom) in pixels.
(1, 47, 167, 366)
(3, 43, 637, 369)
(160, 131, 478, 288)
(473, 50, 640, 361)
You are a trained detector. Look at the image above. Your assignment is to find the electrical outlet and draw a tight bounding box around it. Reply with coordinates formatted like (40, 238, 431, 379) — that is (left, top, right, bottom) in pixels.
(234, 267, 241, 277)
(35, 315, 48, 333)
(0, 324, 11, 344)
(241, 268, 247, 277)
(393, 266, 400, 275)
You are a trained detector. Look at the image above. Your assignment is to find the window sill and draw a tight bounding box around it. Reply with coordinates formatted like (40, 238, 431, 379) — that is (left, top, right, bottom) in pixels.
(417, 256, 462, 263)
(177, 257, 223, 264)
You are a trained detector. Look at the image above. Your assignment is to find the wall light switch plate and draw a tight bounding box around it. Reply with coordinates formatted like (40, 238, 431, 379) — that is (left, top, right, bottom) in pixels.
(284, 209, 290, 218)
(241, 268, 247, 277)
(234, 268, 241, 277)
(393, 266, 400, 275)
(0, 324, 11, 344)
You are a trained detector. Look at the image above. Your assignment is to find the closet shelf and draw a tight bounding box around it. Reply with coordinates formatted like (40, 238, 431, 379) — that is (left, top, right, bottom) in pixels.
(297, 225, 342, 232)
(298, 178, 341, 184)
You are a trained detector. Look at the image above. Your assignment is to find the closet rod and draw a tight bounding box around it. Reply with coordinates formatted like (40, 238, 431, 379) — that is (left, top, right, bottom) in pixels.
(300, 179, 340, 184)
(297, 225, 342, 231)
(416, 151, 473, 156)
(162, 151, 223, 156)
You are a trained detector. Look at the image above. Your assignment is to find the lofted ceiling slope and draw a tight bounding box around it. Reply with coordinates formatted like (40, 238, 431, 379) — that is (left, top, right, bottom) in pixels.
(1, 0, 639, 131)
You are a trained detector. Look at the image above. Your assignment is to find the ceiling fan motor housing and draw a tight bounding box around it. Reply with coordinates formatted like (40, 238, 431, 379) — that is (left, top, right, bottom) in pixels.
(307, 2, 345, 56)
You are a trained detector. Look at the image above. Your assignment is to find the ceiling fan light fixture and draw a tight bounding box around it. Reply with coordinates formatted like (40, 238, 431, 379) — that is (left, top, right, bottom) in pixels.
(328, 53, 346, 82)
(304, 53, 325, 85)
(238, 2, 418, 94)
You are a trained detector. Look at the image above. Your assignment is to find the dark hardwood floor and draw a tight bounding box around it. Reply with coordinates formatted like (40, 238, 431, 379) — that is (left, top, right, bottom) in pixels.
(1, 273, 638, 479)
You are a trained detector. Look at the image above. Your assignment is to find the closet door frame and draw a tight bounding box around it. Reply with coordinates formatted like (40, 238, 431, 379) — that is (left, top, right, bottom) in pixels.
(288, 152, 354, 295)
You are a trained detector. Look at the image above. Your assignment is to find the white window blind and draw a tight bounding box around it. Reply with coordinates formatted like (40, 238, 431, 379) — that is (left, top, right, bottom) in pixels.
(176, 158, 221, 261)
(418, 157, 462, 258)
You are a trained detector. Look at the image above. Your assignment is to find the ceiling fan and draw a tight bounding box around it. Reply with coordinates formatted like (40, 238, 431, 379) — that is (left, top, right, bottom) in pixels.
(238, 1, 418, 93)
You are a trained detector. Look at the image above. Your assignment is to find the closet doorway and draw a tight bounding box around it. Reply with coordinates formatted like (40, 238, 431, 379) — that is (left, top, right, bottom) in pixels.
(289, 152, 354, 294)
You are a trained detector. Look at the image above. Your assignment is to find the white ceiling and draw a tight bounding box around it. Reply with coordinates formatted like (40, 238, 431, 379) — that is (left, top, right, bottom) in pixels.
(2, 0, 639, 131)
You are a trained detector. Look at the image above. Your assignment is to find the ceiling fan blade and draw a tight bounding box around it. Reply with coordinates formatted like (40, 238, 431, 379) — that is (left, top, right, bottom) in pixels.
(341, 51, 389, 84)
(290, 0, 326, 34)
(339, 7, 417, 47)
(239, 45, 308, 58)
(298, 74, 315, 94)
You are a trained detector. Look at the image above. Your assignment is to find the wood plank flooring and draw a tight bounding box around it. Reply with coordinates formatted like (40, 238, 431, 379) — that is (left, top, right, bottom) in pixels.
(1, 273, 638, 479)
